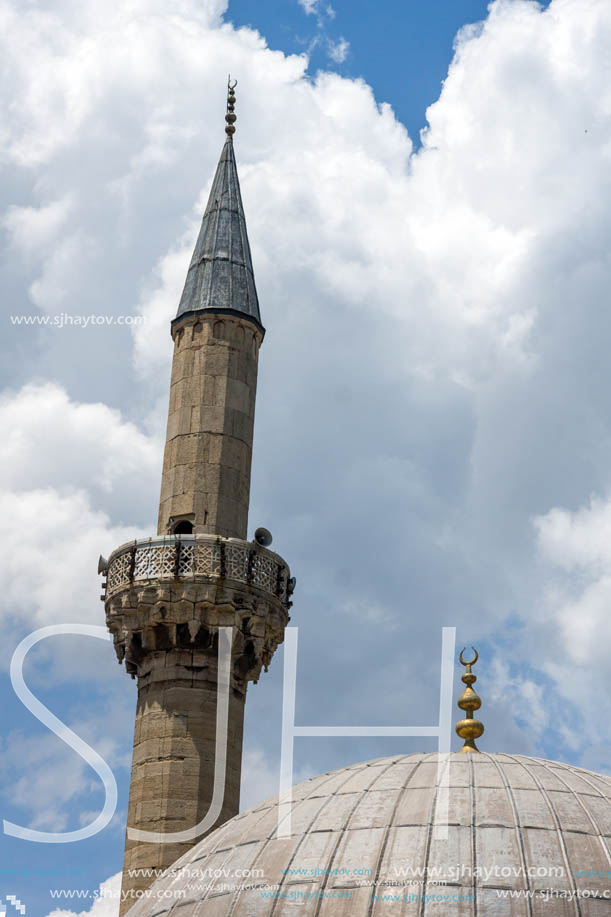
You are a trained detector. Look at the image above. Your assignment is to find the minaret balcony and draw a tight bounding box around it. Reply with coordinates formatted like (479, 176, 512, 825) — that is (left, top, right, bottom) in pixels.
(102, 534, 293, 609)
(102, 534, 294, 681)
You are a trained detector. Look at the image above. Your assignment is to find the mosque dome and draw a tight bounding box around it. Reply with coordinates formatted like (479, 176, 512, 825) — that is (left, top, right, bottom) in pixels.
(126, 751, 611, 916)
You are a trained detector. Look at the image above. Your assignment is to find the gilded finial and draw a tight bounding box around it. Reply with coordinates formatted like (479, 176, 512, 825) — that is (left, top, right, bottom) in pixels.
(225, 76, 237, 137)
(456, 647, 484, 753)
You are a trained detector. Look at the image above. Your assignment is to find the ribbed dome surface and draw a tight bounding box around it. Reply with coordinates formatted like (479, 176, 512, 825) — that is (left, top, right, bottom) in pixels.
(126, 752, 611, 916)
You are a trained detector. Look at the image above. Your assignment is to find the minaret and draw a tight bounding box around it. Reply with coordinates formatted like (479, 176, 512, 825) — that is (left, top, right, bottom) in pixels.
(101, 81, 294, 912)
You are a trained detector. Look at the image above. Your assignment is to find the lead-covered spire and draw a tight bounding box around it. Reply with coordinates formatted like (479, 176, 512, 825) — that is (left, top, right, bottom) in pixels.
(174, 78, 262, 329)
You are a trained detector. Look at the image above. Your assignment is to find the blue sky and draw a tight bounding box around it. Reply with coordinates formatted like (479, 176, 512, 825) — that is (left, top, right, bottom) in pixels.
(0, 0, 609, 914)
(227, 0, 497, 144)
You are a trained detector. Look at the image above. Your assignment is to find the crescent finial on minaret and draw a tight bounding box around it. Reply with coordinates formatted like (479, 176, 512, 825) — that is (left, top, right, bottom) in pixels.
(456, 646, 484, 753)
(225, 76, 237, 136)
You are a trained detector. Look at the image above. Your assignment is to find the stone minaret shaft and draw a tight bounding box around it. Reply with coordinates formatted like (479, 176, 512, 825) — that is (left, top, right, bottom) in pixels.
(103, 83, 292, 914)
(157, 131, 264, 541)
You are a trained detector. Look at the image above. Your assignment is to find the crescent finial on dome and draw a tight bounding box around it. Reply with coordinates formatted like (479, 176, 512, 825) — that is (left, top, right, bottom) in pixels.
(456, 646, 484, 753)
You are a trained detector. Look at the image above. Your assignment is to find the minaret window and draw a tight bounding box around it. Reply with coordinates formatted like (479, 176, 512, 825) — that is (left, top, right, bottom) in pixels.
(173, 520, 193, 535)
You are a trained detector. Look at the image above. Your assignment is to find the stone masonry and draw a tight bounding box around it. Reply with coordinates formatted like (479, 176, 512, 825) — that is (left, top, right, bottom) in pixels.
(158, 312, 263, 540)
(104, 547, 291, 911)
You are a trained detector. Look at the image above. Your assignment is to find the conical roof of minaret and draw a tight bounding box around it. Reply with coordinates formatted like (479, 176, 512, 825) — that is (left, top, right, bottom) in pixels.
(175, 83, 262, 329)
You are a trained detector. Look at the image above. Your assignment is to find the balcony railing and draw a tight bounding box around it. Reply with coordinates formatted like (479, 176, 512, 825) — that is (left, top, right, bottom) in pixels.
(102, 535, 293, 607)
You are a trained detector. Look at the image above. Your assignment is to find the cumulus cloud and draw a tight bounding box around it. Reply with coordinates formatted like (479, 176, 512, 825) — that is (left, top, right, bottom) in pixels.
(0, 382, 159, 500)
(0, 383, 157, 632)
(3, 197, 89, 311)
(2, 0, 611, 893)
(0, 384, 151, 872)
(130, 0, 609, 396)
(0, 0, 230, 168)
(529, 494, 611, 773)
(535, 498, 611, 575)
(535, 496, 611, 667)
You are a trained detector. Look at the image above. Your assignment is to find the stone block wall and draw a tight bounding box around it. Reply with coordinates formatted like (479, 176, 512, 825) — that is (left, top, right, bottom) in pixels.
(158, 314, 263, 539)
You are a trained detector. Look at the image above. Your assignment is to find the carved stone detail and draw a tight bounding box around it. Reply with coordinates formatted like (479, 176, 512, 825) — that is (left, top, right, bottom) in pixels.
(105, 534, 291, 606)
(106, 581, 288, 684)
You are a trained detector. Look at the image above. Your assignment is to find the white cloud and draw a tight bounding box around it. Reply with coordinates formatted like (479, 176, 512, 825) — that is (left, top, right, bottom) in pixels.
(0, 486, 141, 629)
(488, 656, 546, 733)
(535, 497, 611, 667)
(2, 0, 608, 384)
(45, 873, 121, 917)
(0, 383, 159, 497)
(29, 234, 98, 312)
(0, 383, 157, 631)
(535, 498, 611, 574)
(3, 197, 74, 257)
(133, 239, 194, 376)
(3, 198, 88, 311)
(327, 36, 349, 63)
(298, 0, 320, 14)
(0, 0, 230, 167)
(0, 383, 151, 866)
(2, 0, 611, 796)
(130, 0, 606, 391)
(298, 0, 336, 22)
(297, 0, 346, 62)
(530, 493, 611, 768)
